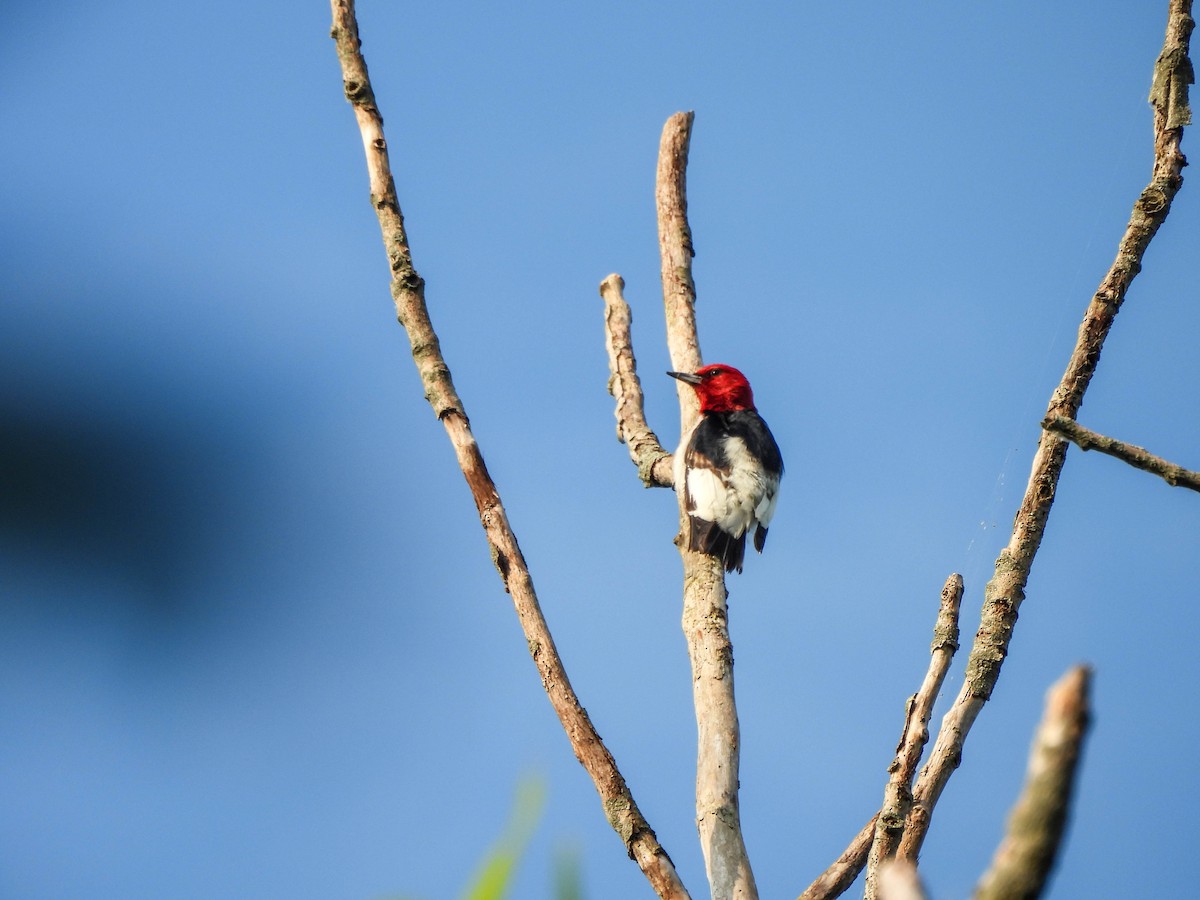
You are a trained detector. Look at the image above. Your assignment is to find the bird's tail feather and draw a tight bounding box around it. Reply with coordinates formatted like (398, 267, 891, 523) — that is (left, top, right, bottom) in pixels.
(691, 520, 746, 573)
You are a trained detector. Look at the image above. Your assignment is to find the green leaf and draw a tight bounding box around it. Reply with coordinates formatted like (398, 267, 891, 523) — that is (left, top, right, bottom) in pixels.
(553, 843, 584, 900)
(461, 776, 547, 900)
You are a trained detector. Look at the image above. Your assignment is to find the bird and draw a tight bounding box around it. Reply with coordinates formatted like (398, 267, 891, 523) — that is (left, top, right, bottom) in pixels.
(668, 364, 783, 573)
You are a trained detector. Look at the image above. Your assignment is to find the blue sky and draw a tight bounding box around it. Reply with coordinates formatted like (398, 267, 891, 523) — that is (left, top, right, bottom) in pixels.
(2, 2, 1197, 898)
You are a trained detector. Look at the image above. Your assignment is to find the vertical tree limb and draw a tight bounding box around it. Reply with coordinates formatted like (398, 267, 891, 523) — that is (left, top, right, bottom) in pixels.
(655, 111, 758, 899)
(864, 575, 963, 899)
(681, 557, 755, 900)
(973, 666, 1093, 900)
(899, 0, 1193, 863)
(328, 4, 688, 897)
(658, 111, 703, 411)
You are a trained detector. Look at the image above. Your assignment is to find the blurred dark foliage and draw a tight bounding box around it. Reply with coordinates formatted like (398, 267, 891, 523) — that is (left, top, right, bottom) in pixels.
(0, 397, 248, 621)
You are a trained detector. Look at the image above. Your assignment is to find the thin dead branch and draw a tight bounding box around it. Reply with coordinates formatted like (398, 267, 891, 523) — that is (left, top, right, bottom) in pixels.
(1042, 415, 1200, 492)
(864, 576, 964, 898)
(800, 576, 962, 900)
(899, 0, 1193, 863)
(974, 666, 1093, 900)
(796, 578, 964, 900)
(599, 274, 674, 487)
(797, 817, 877, 900)
(328, 3, 687, 896)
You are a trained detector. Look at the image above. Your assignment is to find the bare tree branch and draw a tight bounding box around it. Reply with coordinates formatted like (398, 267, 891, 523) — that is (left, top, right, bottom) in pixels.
(864, 575, 963, 898)
(650, 111, 758, 899)
(1150, 2, 1196, 136)
(599, 274, 674, 487)
(876, 861, 930, 900)
(680, 561, 755, 900)
(798, 817, 877, 900)
(799, 577, 962, 900)
(973, 666, 1092, 900)
(1042, 415, 1200, 492)
(898, 0, 1193, 863)
(328, 4, 688, 896)
(658, 111, 703, 405)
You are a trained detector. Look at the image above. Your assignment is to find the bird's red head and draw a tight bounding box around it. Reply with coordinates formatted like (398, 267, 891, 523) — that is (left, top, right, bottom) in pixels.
(668, 364, 756, 413)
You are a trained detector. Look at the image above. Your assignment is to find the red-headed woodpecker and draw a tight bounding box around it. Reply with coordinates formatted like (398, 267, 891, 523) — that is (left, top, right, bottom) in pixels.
(668, 364, 783, 573)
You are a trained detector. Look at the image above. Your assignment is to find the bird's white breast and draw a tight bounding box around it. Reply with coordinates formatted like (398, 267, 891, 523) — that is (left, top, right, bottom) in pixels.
(677, 432, 778, 539)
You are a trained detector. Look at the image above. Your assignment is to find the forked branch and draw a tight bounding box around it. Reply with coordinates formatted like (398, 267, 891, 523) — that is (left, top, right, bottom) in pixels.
(899, 0, 1192, 863)
(1042, 415, 1200, 492)
(329, 3, 687, 896)
(802, 5, 1193, 894)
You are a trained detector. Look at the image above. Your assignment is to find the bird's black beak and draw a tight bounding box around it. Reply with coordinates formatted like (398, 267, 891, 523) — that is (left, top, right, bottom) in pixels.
(667, 370, 702, 385)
